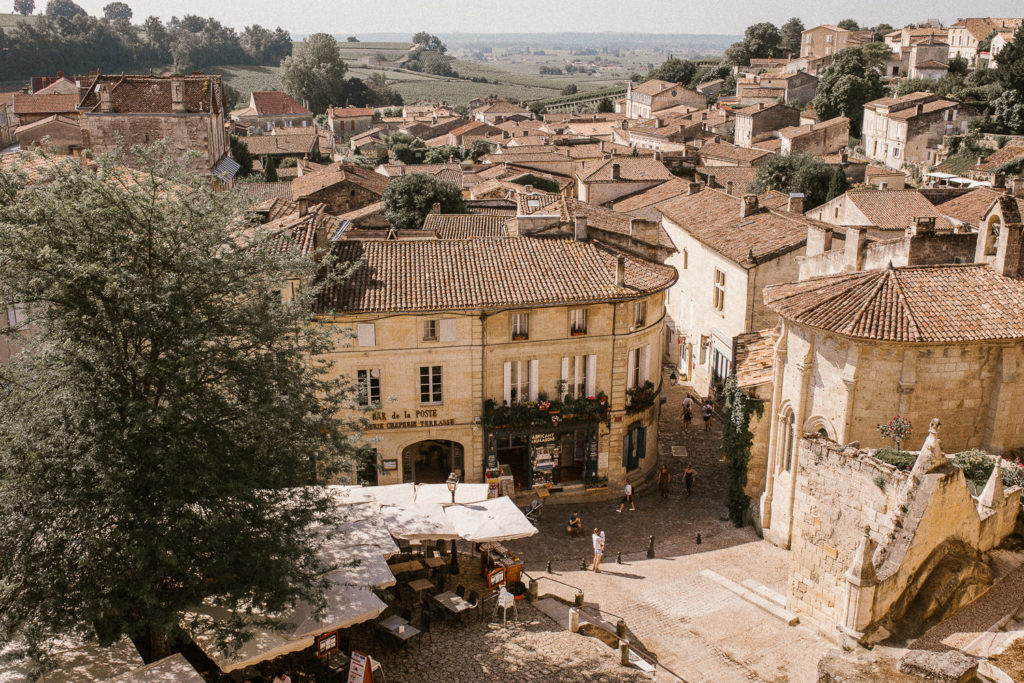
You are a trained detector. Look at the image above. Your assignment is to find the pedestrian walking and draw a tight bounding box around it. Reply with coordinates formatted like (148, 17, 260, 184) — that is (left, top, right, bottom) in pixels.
(617, 481, 636, 512)
(658, 464, 671, 498)
(592, 527, 605, 572)
(702, 400, 713, 432)
(683, 466, 697, 497)
(681, 395, 694, 433)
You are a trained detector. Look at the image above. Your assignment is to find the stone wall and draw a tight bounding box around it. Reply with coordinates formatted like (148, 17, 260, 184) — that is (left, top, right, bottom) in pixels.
(304, 181, 381, 215)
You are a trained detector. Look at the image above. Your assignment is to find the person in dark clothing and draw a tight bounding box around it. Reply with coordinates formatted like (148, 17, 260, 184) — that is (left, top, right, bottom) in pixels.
(658, 464, 671, 498)
(567, 511, 582, 535)
(683, 466, 697, 496)
(702, 400, 713, 432)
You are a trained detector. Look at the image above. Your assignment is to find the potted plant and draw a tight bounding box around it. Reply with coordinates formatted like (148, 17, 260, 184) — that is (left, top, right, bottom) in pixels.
(877, 416, 912, 452)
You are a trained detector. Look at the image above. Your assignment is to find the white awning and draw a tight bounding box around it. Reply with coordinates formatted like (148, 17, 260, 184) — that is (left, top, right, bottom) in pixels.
(0, 636, 143, 682)
(415, 483, 491, 505)
(105, 653, 204, 682)
(380, 503, 458, 540)
(329, 483, 417, 507)
(318, 542, 396, 589)
(189, 574, 387, 673)
(923, 172, 957, 178)
(444, 496, 539, 543)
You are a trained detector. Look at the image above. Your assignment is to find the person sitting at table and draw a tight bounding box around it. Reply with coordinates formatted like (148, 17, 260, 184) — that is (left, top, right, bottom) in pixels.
(566, 511, 582, 536)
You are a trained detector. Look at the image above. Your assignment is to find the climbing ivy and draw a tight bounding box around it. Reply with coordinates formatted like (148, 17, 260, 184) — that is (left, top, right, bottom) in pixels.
(720, 375, 764, 527)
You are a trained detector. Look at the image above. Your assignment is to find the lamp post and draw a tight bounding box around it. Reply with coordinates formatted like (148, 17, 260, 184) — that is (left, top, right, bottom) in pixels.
(446, 472, 460, 575)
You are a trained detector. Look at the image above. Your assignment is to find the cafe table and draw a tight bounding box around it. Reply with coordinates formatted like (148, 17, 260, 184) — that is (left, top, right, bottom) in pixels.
(378, 614, 420, 641)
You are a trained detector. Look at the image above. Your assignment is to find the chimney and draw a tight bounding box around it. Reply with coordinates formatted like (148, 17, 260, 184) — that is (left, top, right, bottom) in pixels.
(1013, 178, 1024, 197)
(687, 181, 702, 195)
(993, 172, 1005, 189)
(629, 218, 660, 245)
(615, 254, 626, 285)
(787, 192, 805, 214)
(879, 181, 889, 190)
(574, 215, 588, 241)
(757, 102, 765, 110)
(725, 180, 734, 196)
(740, 194, 759, 218)
(994, 221, 1024, 278)
(621, 120, 629, 130)
(98, 85, 112, 113)
(171, 78, 186, 113)
(844, 227, 866, 271)
(430, 202, 441, 214)
(654, 117, 663, 128)
(610, 162, 621, 180)
(707, 173, 716, 188)
(806, 225, 833, 256)
(713, 135, 721, 143)
(298, 197, 309, 217)
(909, 216, 936, 236)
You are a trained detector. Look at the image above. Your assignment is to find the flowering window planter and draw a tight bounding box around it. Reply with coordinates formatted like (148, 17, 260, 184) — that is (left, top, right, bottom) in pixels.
(483, 393, 610, 429)
(512, 333, 529, 341)
(625, 380, 657, 415)
(570, 329, 586, 337)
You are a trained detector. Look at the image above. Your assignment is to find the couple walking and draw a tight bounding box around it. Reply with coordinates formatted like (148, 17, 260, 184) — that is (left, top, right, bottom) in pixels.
(681, 395, 713, 433)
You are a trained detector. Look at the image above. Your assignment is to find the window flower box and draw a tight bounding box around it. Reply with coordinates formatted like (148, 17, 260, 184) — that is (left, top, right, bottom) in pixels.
(512, 333, 529, 341)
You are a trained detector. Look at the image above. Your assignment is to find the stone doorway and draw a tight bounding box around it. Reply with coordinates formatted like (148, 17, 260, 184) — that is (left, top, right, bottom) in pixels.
(401, 439, 464, 484)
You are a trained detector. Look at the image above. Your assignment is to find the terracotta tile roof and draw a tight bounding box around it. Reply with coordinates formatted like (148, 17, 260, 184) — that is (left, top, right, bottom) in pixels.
(937, 187, 1022, 227)
(735, 102, 792, 117)
(734, 328, 779, 388)
(477, 101, 530, 115)
(972, 146, 1024, 173)
(695, 165, 758, 192)
(778, 116, 850, 140)
(79, 74, 222, 114)
(337, 201, 386, 222)
(239, 134, 318, 156)
(449, 120, 496, 137)
(315, 238, 677, 313)
(14, 113, 81, 135)
(350, 126, 387, 143)
(612, 178, 689, 212)
(562, 197, 676, 251)
(952, 17, 1022, 41)
(238, 183, 293, 205)
(482, 151, 569, 165)
(328, 107, 374, 118)
(577, 157, 673, 183)
(752, 138, 783, 152)
(422, 213, 509, 238)
(292, 162, 390, 198)
(865, 165, 905, 178)
(251, 91, 311, 116)
(914, 60, 949, 70)
(631, 79, 678, 96)
(657, 186, 809, 266)
(12, 93, 79, 115)
(843, 189, 954, 231)
(516, 192, 564, 215)
(764, 264, 1024, 342)
(697, 142, 772, 165)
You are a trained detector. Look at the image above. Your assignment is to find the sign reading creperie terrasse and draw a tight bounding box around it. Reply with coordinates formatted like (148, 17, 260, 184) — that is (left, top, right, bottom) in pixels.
(364, 408, 456, 431)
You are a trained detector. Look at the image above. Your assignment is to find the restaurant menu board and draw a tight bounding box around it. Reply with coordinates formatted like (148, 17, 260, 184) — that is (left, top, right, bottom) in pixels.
(488, 566, 506, 589)
(348, 651, 373, 683)
(316, 630, 338, 656)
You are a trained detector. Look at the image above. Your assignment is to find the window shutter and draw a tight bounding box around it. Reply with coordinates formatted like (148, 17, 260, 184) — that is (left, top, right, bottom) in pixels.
(640, 344, 651, 384)
(585, 354, 597, 397)
(626, 348, 636, 390)
(528, 359, 539, 402)
(560, 356, 569, 399)
(357, 323, 375, 347)
(439, 318, 456, 342)
(503, 362, 513, 404)
(638, 426, 647, 458)
(622, 433, 630, 467)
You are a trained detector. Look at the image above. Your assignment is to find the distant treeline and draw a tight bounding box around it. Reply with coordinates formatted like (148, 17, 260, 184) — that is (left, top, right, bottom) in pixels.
(0, 13, 290, 82)
(334, 32, 741, 53)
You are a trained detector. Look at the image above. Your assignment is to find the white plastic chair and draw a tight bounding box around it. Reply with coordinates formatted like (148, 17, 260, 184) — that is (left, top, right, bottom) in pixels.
(493, 586, 519, 626)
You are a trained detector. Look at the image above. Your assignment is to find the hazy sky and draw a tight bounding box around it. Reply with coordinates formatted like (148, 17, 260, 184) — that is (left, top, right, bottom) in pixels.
(67, 0, 1024, 35)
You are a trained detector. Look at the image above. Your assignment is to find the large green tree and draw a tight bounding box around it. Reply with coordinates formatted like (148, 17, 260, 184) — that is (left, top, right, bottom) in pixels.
(812, 45, 885, 131)
(45, 0, 85, 17)
(383, 174, 466, 230)
(281, 32, 349, 114)
(750, 152, 837, 210)
(779, 17, 805, 57)
(13, 0, 34, 15)
(644, 56, 696, 85)
(994, 24, 1024, 93)
(742, 22, 782, 58)
(0, 146, 361, 666)
(102, 1, 131, 20)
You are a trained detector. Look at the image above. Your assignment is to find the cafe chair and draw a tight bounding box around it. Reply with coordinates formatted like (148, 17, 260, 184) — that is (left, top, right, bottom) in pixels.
(493, 586, 518, 625)
(455, 584, 466, 598)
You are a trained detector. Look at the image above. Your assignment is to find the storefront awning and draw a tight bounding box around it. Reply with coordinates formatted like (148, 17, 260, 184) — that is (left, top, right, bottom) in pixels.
(444, 496, 539, 544)
(379, 503, 459, 540)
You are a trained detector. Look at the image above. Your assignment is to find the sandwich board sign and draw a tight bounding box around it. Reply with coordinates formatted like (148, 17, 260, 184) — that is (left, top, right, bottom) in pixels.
(348, 650, 373, 683)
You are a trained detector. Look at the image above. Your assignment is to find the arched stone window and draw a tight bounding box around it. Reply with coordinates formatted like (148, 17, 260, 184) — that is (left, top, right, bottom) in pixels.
(985, 214, 1001, 256)
(779, 408, 796, 472)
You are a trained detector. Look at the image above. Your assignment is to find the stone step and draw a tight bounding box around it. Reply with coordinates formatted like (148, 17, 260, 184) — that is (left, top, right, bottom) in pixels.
(699, 569, 799, 626)
(741, 578, 788, 608)
(533, 597, 572, 629)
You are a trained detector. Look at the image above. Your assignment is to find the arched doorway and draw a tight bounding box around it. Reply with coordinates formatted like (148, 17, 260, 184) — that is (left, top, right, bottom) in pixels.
(401, 440, 465, 484)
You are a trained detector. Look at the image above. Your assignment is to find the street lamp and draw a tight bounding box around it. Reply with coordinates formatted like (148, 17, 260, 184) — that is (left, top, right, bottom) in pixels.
(446, 472, 460, 575)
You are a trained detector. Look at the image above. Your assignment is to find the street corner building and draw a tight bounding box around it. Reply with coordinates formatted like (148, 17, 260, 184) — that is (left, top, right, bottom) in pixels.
(296, 201, 676, 497)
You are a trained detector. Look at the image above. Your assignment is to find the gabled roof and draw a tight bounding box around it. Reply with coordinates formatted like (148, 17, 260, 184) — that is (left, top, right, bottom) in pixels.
(79, 74, 222, 114)
(951, 17, 1022, 41)
(12, 93, 79, 115)
(612, 178, 690, 212)
(764, 264, 1024, 343)
(251, 91, 311, 116)
(841, 189, 954, 231)
(577, 157, 673, 183)
(631, 79, 681, 97)
(697, 142, 772, 165)
(937, 187, 1023, 227)
(239, 134, 318, 156)
(734, 328, 779, 388)
(15, 113, 81, 135)
(328, 107, 375, 118)
(292, 162, 390, 198)
(315, 238, 677, 314)
(657, 186, 810, 267)
(422, 213, 509, 238)
(972, 146, 1024, 173)
(695, 165, 758, 192)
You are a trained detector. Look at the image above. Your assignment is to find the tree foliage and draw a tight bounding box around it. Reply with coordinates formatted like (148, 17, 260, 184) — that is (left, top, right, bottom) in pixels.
(993, 90, 1024, 134)
(281, 33, 350, 114)
(102, 1, 131, 20)
(597, 97, 614, 113)
(383, 174, 466, 230)
(837, 18, 860, 31)
(13, 0, 34, 15)
(383, 131, 427, 165)
(720, 375, 763, 527)
(229, 134, 253, 176)
(644, 56, 696, 85)
(812, 45, 885, 130)
(423, 145, 467, 164)
(743, 22, 782, 59)
(750, 152, 837, 210)
(45, 0, 85, 18)
(412, 31, 446, 53)
(0, 145, 362, 665)
(779, 17, 804, 57)
(995, 24, 1024, 93)
(263, 154, 279, 182)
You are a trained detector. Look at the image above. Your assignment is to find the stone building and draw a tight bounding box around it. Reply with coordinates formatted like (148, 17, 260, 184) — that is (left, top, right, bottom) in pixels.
(327, 107, 376, 137)
(989, 31, 1016, 68)
(778, 116, 850, 156)
(656, 185, 813, 396)
(275, 201, 676, 495)
(799, 25, 875, 60)
(905, 39, 950, 80)
(757, 199, 1024, 553)
(805, 188, 954, 239)
(621, 80, 705, 120)
(734, 103, 801, 149)
(290, 161, 390, 215)
(77, 74, 231, 180)
(861, 92, 974, 170)
(575, 157, 674, 205)
(230, 91, 313, 133)
(735, 72, 818, 108)
(948, 17, 1022, 65)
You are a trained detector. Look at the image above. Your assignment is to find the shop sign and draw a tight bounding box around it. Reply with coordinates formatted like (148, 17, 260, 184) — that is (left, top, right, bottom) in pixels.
(487, 566, 506, 589)
(348, 651, 373, 683)
(382, 458, 398, 471)
(364, 408, 455, 431)
(315, 630, 338, 657)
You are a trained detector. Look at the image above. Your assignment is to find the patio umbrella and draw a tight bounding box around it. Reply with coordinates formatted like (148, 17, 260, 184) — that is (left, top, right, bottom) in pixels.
(444, 496, 539, 544)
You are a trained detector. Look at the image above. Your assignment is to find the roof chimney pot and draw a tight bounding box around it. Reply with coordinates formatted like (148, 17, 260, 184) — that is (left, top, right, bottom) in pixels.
(615, 254, 626, 285)
(610, 162, 621, 180)
(740, 194, 759, 218)
(787, 192, 805, 214)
